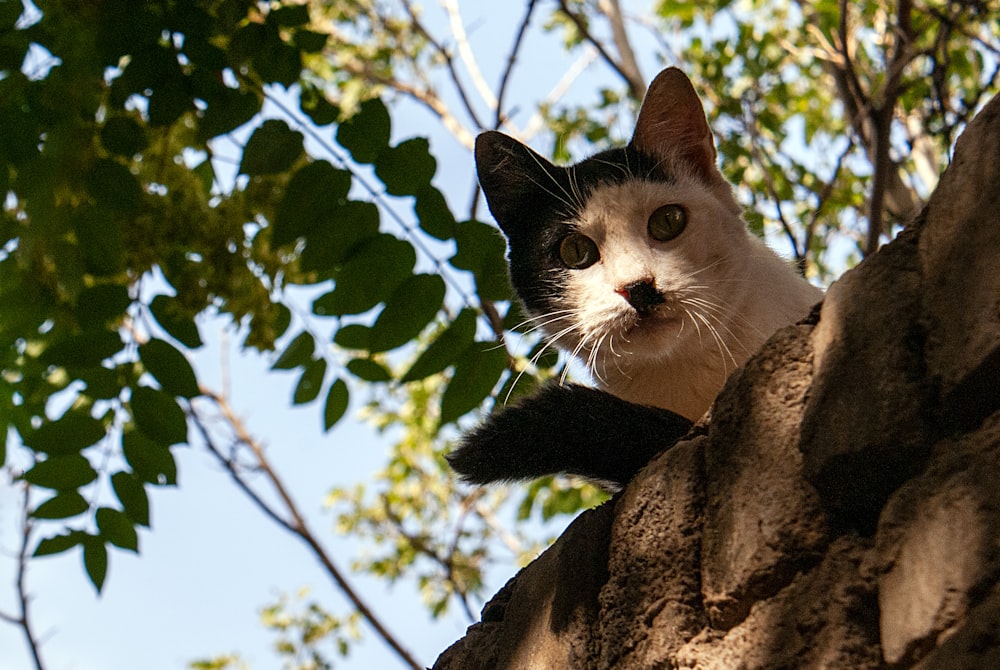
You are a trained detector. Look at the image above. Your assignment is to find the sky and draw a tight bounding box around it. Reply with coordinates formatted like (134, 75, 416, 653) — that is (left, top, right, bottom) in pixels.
(0, 3, 651, 668)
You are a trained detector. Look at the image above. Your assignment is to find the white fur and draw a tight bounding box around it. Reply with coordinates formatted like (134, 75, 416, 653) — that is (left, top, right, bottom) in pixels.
(540, 174, 821, 421)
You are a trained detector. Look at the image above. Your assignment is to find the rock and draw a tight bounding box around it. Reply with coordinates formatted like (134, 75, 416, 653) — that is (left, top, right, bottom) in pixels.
(433, 91, 1000, 670)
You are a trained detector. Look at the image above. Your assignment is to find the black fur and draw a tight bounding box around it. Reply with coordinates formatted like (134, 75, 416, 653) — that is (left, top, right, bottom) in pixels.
(447, 383, 693, 489)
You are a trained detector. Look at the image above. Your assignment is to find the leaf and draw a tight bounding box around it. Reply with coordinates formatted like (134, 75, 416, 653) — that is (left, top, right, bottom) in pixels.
(294, 29, 328, 53)
(239, 119, 304, 176)
(139, 338, 200, 398)
(299, 84, 339, 126)
(131, 386, 188, 446)
(272, 331, 315, 370)
(440, 342, 509, 426)
(22, 455, 99, 491)
(299, 200, 380, 275)
(22, 409, 106, 456)
(97, 507, 139, 552)
(346, 358, 391, 383)
(111, 471, 150, 527)
(323, 379, 349, 431)
(197, 87, 260, 141)
(122, 429, 177, 486)
(149, 295, 203, 348)
(34, 530, 87, 557)
(270, 4, 310, 26)
(336, 97, 390, 164)
(76, 284, 131, 330)
(293, 358, 327, 405)
(273, 161, 352, 247)
(31, 492, 89, 520)
(401, 308, 478, 383)
(41, 330, 123, 369)
(414, 185, 457, 240)
(311, 234, 416, 317)
(83, 535, 108, 593)
(375, 138, 436, 196)
(100, 115, 148, 157)
(368, 274, 446, 353)
(451, 220, 511, 301)
(333, 324, 370, 350)
(87, 158, 143, 213)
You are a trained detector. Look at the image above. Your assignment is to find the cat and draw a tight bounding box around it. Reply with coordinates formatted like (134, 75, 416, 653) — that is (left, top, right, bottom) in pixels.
(447, 67, 822, 488)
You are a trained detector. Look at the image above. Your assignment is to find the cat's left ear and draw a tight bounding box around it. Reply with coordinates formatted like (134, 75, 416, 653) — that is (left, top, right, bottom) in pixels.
(629, 67, 718, 182)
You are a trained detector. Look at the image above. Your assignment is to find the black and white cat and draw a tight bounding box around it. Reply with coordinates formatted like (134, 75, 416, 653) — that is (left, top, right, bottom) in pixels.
(448, 67, 821, 488)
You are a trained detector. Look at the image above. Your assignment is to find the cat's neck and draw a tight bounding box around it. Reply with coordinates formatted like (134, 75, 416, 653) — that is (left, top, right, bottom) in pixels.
(596, 232, 821, 421)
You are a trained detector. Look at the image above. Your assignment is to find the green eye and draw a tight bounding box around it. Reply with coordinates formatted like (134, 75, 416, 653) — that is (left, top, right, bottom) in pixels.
(648, 204, 687, 242)
(559, 233, 600, 269)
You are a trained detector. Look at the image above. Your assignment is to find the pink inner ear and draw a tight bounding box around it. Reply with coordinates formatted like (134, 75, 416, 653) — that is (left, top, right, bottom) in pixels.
(629, 68, 718, 180)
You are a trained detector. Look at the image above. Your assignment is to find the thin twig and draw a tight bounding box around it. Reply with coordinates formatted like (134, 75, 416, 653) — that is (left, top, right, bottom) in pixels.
(494, 0, 540, 129)
(555, 0, 644, 100)
(190, 395, 423, 670)
(440, 0, 498, 111)
(0, 481, 47, 670)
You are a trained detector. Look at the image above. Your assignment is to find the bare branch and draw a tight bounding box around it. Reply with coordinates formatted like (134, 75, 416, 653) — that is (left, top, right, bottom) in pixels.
(190, 395, 424, 670)
(441, 0, 498, 112)
(597, 0, 644, 97)
(555, 0, 644, 100)
(0, 480, 47, 670)
(494, 0, 541, 129)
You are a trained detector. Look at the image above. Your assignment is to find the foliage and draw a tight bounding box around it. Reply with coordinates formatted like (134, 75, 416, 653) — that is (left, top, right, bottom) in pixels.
(1, 0, 997, 668)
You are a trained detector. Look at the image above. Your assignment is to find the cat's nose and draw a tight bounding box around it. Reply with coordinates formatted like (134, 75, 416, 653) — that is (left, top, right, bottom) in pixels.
(616, 279, 665, 314)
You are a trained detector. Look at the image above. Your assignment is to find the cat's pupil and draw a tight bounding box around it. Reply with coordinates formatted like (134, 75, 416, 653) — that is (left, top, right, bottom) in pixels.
(648, 204, 687, 242)
(559, 233, 600, 269)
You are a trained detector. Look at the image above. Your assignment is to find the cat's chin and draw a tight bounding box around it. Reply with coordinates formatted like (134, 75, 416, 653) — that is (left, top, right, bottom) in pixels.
(617, 314, 687, 358)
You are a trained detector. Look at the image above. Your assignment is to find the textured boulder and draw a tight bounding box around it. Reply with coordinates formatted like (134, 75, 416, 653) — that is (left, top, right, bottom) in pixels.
(433, 91, 1000, 669)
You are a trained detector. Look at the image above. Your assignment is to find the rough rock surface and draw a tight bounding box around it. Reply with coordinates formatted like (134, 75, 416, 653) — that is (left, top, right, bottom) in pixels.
(433, 92, 1000, 669)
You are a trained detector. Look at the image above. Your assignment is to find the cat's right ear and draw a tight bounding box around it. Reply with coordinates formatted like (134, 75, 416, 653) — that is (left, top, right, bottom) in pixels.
(475, 131, 559, 236)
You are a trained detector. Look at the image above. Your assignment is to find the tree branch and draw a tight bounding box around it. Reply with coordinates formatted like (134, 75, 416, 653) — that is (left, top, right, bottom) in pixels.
(555, 0, 644, 100)
(190, 395, 423, 670)
(0, 481, 47, 670)
(494, 0, 540, 129)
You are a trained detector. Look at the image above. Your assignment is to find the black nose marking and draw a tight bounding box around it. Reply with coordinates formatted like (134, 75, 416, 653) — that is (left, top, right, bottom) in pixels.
(617, 280, 665, 314)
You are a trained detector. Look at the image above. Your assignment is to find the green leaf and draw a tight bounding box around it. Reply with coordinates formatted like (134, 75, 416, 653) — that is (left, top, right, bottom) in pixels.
(299, 201, 380, 275)
(300, 84, 339, 126)
(111, 471, 150, 527)
(311, 234, 416, 317)
(293, 358, 327, 405)
(83, 535, 108, 593)
(31, 492, 89, 520)
(368, 274, 445, 353)
(131, 386, 188, 446)
(100, 116, 149, 157)
(451, 220, 511, 301)
(122, 429, 177, 486)
(440, 341, 509, 426)
(97, 507, 139, 552)
(139, 338, 200, 398)
(375, 138, 436, 196)
(239, 119, 304, 176)
(22, 409, 106, 456)
(414, 185, 457, 240)
(270, 4, 310, 26)
(197, 87, 260, 141)
(273, 160, 352, 247)
(87, 158, 143, 213)
(294, 29, 328, 53)
(76, 284, 131, 330)
(346, 358, 391, 383)
(336, 97, 390, 164)
(401, 308, 478, 382)
(272, 331, 315, 370)
(333, 324, 370, 350)
(22, 455, 99, 491)
(34, 530, 87, 558)
(323, 379, 349, 431)
(149, 295, 203, 348)
(41, 330, 123, 369)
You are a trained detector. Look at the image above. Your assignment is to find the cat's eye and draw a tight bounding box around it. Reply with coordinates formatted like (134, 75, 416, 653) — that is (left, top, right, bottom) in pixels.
(648, 204, 687, 242)
(559, 233, 600, 269)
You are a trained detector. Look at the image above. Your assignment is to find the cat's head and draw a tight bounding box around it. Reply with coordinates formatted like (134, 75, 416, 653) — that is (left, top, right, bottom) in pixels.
(475, 68, 754, 378)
